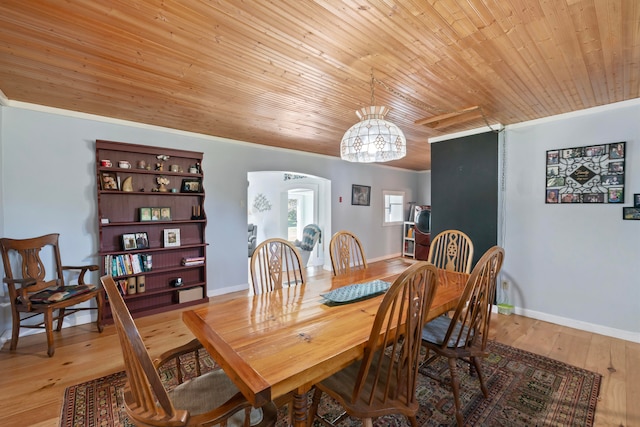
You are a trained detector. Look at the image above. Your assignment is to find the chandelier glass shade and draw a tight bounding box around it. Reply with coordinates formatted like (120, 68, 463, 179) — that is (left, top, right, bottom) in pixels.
(340, 105, 407, 163)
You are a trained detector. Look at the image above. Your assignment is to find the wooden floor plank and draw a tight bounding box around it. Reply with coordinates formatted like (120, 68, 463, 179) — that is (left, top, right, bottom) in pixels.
(585, 334, 626, 427)
(625, 341, 640, 426)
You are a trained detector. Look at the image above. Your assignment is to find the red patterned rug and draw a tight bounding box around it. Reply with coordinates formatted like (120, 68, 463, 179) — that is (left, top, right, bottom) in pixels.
(60, 341, 601, 426)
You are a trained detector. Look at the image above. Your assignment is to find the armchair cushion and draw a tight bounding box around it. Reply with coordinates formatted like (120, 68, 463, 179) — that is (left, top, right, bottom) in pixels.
(28, 284, 97, 304)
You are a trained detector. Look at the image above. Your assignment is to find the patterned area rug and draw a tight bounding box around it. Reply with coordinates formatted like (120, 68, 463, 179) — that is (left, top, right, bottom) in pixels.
(60, 341, 601, 426)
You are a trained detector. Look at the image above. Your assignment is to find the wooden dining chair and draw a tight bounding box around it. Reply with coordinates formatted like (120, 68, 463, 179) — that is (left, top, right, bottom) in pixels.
(309, 261, 440, 427)
(250, 238, 305, 295)
(328, 230, 367, 276)
(249, 237, 305, 423)
(100, 275, 277, 427)
(0, 233, 104, 357)
(421, 246, 505, 426)
(428, 229, 474, 274)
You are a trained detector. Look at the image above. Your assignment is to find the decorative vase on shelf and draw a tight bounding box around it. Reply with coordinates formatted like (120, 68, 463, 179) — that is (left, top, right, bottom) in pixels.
(156, 176, 170, 192)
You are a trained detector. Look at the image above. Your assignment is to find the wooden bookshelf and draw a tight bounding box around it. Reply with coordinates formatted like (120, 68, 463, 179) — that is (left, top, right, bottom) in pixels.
(96, 140, 208, 322)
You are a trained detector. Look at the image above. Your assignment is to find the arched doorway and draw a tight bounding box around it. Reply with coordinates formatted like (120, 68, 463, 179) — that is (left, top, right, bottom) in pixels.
(247, 171, 331, 271)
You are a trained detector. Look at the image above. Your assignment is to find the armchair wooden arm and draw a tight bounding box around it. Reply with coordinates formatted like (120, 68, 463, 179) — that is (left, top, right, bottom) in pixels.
(3, 277, 38, 310)
(61, 264, 99, 285)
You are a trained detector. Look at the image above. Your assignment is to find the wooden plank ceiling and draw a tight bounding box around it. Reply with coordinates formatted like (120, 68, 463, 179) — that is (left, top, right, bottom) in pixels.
(0, 1, 638, 170)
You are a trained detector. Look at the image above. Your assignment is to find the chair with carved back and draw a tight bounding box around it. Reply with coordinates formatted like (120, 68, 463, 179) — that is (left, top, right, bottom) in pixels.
(0, 233, 104, 357)
(309, 261, 440, 427)
(249, 237, 305, 423)
(421, 246, 505, 426)
(428, 229, 474, 274)
(101, 275, 277, 427)
(250, 238, 305, 295)
(328, 230, 367, 276)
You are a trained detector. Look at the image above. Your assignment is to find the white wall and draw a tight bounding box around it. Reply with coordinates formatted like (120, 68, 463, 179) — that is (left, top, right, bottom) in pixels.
(0, 104, 420, 340)
(502, 99, 640, 342)
(416, 170, 431, 206)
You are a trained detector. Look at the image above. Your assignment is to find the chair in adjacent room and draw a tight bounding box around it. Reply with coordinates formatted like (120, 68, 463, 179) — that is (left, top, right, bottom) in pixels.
(100, 275, 277, 427)
(250, 237, 305, 295)
(309, 261, 439, 427)
(421, 246, 505, 426)
(328, 230, 367, 276)
(428, 229, 474, 274)
(0, 233, 104, 357)
(248, 223, 258, 257)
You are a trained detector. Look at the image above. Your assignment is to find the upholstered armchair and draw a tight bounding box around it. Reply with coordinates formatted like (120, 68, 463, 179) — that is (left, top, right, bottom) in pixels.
(293, 224, 321, 267)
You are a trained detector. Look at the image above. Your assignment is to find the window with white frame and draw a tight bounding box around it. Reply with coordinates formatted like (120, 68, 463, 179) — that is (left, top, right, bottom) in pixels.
(383, 190, 405, 225)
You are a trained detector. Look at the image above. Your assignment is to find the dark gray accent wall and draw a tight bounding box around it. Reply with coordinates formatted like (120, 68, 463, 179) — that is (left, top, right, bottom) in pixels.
(431, 131, 498, 266)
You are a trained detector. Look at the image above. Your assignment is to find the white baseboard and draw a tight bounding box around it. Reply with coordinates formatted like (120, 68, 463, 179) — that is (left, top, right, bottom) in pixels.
(495, 305, 640, 343)
(208, 284, 248, 297)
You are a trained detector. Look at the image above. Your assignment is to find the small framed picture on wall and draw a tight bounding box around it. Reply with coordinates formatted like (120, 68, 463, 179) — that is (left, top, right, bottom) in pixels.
(623, 207, 640, 220)
(351, 184, 371, 206)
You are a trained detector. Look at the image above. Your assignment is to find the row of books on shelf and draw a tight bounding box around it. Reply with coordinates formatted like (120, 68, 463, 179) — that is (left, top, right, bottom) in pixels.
(181, 256, 205, 266)
(105, 253, 153, 277)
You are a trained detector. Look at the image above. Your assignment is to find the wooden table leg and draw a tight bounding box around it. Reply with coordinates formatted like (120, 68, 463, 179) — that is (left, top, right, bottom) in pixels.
(292, 388, 309, 427)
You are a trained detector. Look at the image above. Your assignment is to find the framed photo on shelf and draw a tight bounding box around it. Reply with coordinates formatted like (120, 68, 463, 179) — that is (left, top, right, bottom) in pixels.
(351, 184, 371, 206)
(100, 172, 119, 190)
(135, 232, 149, 249)
(160, 207, 172, 221)
(181, 178, 202, 193)
(634, 194, 640, 208)
(121, 233, 138, 251)
(163, 228, 181, 247)
(139, 207, 152, 222)
(623, 207, 640, 220)
(151, 207, 161, 221)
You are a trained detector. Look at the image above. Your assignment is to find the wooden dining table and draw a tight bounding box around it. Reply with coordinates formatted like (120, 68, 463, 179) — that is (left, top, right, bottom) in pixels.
(182, 259, 468, 427)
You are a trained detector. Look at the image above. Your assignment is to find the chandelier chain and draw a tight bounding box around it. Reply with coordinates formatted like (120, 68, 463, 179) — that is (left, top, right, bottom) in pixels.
(370, 69, 376, 106)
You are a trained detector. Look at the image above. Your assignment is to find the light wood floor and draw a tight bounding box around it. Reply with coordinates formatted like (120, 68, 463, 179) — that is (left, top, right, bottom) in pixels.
(1, 263, 638, 427)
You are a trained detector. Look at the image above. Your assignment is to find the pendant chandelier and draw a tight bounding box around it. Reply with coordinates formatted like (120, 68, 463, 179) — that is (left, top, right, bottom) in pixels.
(340, 70, 406, 163)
